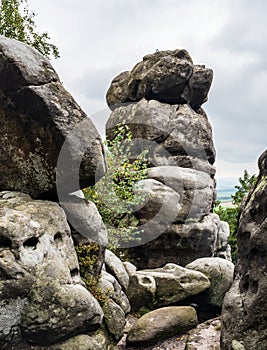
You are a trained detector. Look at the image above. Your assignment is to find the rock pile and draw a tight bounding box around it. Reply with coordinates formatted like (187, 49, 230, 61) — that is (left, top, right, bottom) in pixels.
(221, 149, 267, 350)
(106, 49, 231, 268)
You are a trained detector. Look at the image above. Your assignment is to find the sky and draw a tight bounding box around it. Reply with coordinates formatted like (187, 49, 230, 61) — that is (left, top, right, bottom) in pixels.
(27, 0, 267, 189)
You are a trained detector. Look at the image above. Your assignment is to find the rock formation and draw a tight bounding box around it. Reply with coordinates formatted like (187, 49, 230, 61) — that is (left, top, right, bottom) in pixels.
(0, 38, 236, 349)
(0, 192, 103, 347)
(0, 36, 106, 199)
(105, 49, 230, 268)
(221, 149, 267, 350)
(0, 37, 127, 349)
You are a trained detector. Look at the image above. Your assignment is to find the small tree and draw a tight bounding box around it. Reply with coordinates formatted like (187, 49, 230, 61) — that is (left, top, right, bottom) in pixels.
(231, 169, 257, 206)
(0, 0, 59, 59)
(83, 125, 148, 253)
(215, 170, 257, 263)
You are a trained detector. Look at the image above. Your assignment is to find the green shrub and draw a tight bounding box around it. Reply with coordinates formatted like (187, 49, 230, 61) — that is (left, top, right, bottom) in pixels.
(75, 243, 108, 305)
(83, 125, 148, 253)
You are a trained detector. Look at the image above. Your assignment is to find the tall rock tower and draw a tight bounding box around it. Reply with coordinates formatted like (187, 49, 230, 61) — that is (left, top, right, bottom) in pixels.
(105, 49, 230, 268)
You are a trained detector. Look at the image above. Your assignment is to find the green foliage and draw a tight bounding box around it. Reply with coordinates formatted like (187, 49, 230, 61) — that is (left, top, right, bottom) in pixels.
(214, 205, 239, 263)
(231, 169, 257, 205)
(214, 170, 257, 263)
(0, 0, 59, 58)
(84, 125, 148, 253)
(75, 243, 108, 305)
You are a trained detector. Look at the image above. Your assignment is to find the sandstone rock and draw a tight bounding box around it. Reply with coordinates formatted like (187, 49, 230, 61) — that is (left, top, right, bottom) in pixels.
(106, 71, 131, 108)
(126, 306, 198, 347)
(105, 249, 129, 291)
(97, 270, 130, 315)
(147, 166, 215, 222)
(106, 98, 173, 144)
(186, 257, 234, 307)
(158, 104, 215, 165)
(0, 36, 106, 199)
(106, 100, 215, 171)
(19, 330, 111, 350)
(181, 65, 213, 110)
(50, 330, 109, 350)
(106, 48, 213, 109)
(221, 149, 267, 350)
(62, 191, 108, 247)
(139, 263, 210, 307)
(21, 283, 103, 345)
(133, 179, 181, 243)
(129, 55, 193, 104)
(215, 221, 232, 261)
(102, 298, 126, 340)
(0, 191, 103, 347)
(123, 261, 137, 275)
(105, 49, 231, 272)
(61, 191, 108, 276)
(125, 213, 221, 269)
(126, 272, 156, 311)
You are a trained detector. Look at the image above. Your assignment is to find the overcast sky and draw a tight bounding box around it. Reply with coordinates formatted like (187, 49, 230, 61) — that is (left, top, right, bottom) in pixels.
(28, 0, 266, 188)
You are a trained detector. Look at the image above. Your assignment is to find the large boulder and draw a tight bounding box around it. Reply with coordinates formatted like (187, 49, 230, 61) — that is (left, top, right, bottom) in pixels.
(147, 166, 215, 222)
(221, 150, 267, 350)
(0, 36, 106, 199)
(186, 257, 234, 308)
(0, 191, 103, 348)
(106, 48, 212, 109)
(126, 263, 210, 309)
(126, 306, 198, 347)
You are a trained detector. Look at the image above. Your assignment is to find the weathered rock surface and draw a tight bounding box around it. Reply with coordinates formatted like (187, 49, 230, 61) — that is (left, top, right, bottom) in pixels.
(49, 330, 109, 350)
(186, 257, 234, 308)
(97, 270, 131, 315)
(126, 306, 198, 347)
(105, 49, 230, 268)
(106, 100, 216, 172)
(0, 191, 103, 348)
(0, 36, 106, 199)
(126, 271, 156, 311)
(118, 315, 221, 350)
(133, 178, 181, 243)
(125, 213, 229, 269)
(105, 249, 129, 291)
(147, 166, 215, 222)
(102, 298, 126, 340)
(126, 263, 210, 310)
(106, 49, 212, 109)
(221, 149, 267, 350)
(13, 330, 114, 350)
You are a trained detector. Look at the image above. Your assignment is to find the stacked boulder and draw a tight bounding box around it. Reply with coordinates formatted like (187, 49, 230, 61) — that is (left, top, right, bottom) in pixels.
(0, 36, 128, 349)
(221, 150, 267, 350)
(106, 49, 231, 268)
